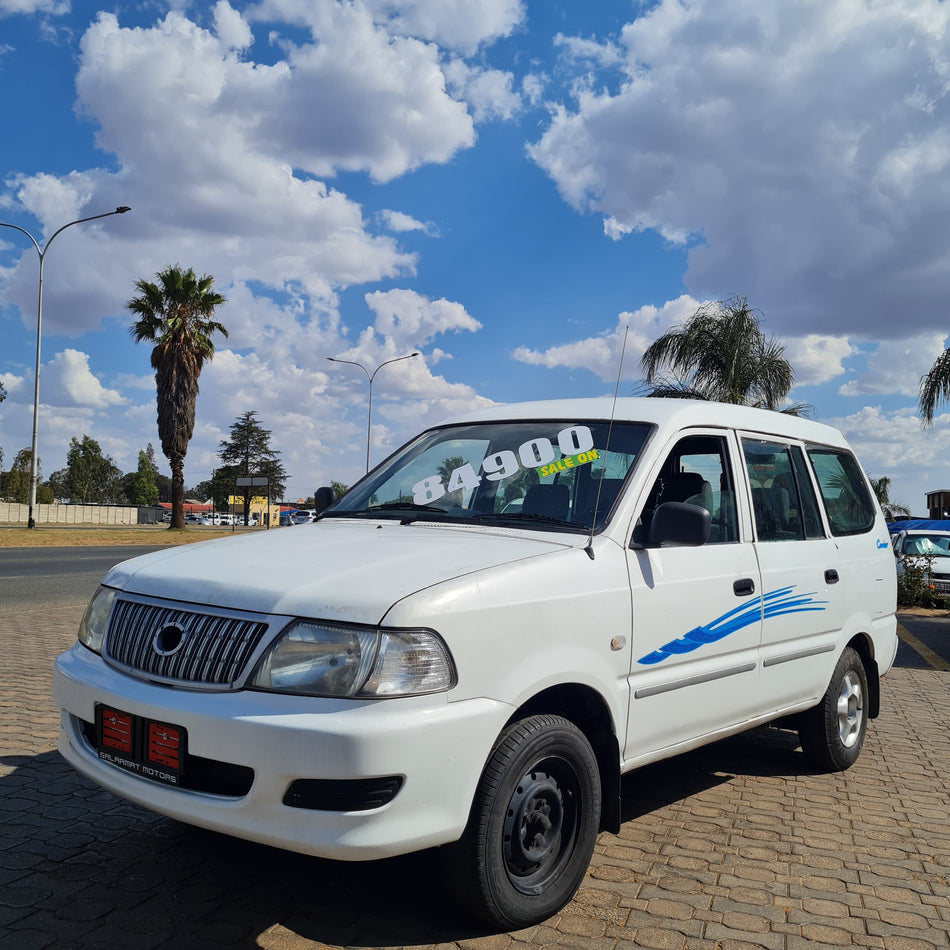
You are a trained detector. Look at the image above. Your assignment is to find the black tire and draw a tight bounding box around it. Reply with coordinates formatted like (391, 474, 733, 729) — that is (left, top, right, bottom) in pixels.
(798, 646, 869, 771)
(441, 714, 601, 929)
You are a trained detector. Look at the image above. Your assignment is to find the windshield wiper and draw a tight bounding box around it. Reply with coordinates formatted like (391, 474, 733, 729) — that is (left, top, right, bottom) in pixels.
(335, 502, 450, 523)
(471, 511, 589, 531)
(368, 502, 448, 514)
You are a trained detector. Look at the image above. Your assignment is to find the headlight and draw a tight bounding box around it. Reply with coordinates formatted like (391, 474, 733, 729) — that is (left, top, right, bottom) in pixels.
(249, 620, 456, 698)
(77, 585, 117, 654)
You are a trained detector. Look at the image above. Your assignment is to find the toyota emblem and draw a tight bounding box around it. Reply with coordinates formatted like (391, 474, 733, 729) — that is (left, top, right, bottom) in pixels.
(152, 622, 188, 657)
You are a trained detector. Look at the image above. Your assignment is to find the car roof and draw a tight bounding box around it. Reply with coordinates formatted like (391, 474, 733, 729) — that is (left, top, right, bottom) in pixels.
(440, 397, 848, 447)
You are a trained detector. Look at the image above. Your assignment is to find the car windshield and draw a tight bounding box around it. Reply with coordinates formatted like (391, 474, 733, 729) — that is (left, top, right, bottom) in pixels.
(325, 419, 651, 533)
(902, 534, 950, 557)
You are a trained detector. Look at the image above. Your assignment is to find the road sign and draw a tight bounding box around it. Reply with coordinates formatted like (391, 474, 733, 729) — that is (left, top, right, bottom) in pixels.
(235, 477, 269, 487)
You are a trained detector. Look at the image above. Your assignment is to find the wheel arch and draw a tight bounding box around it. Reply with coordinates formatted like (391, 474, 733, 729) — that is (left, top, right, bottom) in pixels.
(503, 683, 621, 834)
(847, 632, 880, 719)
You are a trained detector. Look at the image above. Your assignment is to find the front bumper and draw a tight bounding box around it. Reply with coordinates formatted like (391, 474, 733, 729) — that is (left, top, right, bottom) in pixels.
(53, 643, 510, 860)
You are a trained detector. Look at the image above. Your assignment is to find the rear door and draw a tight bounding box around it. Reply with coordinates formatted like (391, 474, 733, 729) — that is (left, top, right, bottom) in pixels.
(739, 436, 844, 715)
(624, 430, 763, 762)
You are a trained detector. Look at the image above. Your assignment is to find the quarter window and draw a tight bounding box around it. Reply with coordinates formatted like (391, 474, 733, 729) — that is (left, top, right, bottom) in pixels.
(806, 446, 875, 536)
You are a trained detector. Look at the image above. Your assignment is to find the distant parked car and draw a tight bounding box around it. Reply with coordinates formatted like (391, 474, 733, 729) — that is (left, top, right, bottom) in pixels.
(292, 509, 317, 524)
(279, 511, 298, 526)
(889, 520, 950, 596)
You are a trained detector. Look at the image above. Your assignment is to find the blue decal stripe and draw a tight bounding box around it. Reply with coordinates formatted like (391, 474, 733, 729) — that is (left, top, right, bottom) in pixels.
(636, 584, 827, 666)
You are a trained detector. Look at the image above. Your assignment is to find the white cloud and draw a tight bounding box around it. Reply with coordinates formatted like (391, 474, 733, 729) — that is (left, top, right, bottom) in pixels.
(42, 349, 126, 409)
(364, 288, 482, 349)
(0, 369, 25, 396)
(513, 295, 701, 382)
(553, 32, 623, 69)
(837, 333, 948, 398)
(213, 0, 253, 50)
(244, 1, 476, 181)
(443, 59, 522, 122)
(378, 209, 438, 236)
(362, 0, 525, 55)
(0, 0, 67, 15)
(784, 335, 856, 388)
(530, 0, 950, 341)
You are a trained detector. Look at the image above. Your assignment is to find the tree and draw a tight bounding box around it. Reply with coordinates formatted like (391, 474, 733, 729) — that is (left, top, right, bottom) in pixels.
(218, 411, 287, 524)
(129, 448, 160, 506)
(919, 347, 950, 426)
(640, 295, 809, 414)
(53, 435, 124, 504)
(868, 475, 911, 522)
(128, 265, 227, 529)
(2, 448, 36, 504)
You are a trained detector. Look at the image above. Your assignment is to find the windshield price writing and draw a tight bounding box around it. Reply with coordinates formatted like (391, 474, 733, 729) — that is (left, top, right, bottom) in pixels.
(412, 425, 596, 505)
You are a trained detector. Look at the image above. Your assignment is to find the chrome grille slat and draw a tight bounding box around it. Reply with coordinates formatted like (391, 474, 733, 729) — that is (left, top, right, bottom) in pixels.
(105, 598, 270, 687)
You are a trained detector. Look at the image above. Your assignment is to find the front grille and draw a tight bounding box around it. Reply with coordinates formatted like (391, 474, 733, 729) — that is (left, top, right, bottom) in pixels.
(105, 597, 270, 687)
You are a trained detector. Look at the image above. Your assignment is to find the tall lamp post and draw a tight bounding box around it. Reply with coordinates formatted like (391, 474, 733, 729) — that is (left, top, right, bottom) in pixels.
(0, 206, 131, 527)
(327, 352, 419, 472)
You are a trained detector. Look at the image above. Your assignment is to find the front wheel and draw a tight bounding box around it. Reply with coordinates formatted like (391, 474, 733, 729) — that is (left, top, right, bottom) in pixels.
(441, 714, 602, 929)
(798, 646, 869, 771)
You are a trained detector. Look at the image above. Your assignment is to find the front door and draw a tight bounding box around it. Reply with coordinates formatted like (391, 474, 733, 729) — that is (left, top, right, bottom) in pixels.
(623, 430, 763, 763)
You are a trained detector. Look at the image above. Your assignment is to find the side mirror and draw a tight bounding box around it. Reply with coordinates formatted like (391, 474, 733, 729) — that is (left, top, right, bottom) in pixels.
(648, 501, 710, 547)
(313, 486, 336, 515)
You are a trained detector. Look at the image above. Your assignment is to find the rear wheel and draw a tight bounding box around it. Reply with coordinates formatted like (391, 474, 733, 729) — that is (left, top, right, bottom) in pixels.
(442, 714, 601, 929)
(798, 646, 868, 771)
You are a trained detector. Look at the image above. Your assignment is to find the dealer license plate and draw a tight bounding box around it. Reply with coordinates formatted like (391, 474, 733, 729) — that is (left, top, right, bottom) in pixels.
(95, 704, 186, 786)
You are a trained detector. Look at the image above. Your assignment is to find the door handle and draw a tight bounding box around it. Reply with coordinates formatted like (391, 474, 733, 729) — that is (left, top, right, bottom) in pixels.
(733, 578, 755, 596)
(825, 569, 840, 584)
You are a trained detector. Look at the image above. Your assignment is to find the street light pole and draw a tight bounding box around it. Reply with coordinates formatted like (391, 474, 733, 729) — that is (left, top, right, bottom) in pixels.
(327, 352, 419, 471)
(0, 206, 131, 527)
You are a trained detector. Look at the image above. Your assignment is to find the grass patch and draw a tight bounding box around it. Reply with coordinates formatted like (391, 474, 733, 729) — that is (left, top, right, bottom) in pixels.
(0, 525, 263, 547)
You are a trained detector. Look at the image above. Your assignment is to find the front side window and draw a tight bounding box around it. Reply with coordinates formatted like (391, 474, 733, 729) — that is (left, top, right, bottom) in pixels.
(806, 446, 876, 536)
(635, 434, 738, 544)
(326, 420, 651, 533)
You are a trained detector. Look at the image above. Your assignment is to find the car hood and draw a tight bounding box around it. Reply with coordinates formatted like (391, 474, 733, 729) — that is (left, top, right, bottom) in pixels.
(102, 519, 573, 624)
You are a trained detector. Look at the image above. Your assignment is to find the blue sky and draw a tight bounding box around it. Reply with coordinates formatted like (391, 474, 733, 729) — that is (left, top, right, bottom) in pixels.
(1, 0, 948, 511)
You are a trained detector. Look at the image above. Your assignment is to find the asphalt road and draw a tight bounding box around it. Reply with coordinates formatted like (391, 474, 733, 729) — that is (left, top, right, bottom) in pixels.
(0, 545, 161, 610)
(895, 610, 950, 670)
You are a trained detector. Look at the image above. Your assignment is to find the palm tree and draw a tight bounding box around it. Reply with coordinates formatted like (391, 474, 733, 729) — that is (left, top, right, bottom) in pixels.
(128, 265, 227, 529)
(867, 475, 911, 522)
(640, 295, 809, 415)
(919, 347, 950, 426)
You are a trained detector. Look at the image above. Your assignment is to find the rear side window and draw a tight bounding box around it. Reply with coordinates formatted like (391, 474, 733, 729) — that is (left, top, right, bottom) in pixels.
(806, 446, 876, 536)
(742, 439, 823, 542)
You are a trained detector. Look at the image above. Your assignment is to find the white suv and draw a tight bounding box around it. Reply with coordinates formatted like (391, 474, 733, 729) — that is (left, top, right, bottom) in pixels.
(54, 398, 897, 929)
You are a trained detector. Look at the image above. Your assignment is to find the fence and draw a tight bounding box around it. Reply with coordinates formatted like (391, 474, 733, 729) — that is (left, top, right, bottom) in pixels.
(0, 502, 141, 526)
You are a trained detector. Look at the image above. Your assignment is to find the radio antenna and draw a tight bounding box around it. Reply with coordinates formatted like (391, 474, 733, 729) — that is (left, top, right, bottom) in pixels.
(585, 324, 629, 560)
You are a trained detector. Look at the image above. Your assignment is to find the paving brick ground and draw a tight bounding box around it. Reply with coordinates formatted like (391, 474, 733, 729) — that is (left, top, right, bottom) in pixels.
(2, 602, 949, 949)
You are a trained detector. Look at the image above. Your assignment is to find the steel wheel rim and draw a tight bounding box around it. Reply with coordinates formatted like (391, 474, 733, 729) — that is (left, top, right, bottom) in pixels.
(836, 670, 864, 748)
(502, 759, 579, 893)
